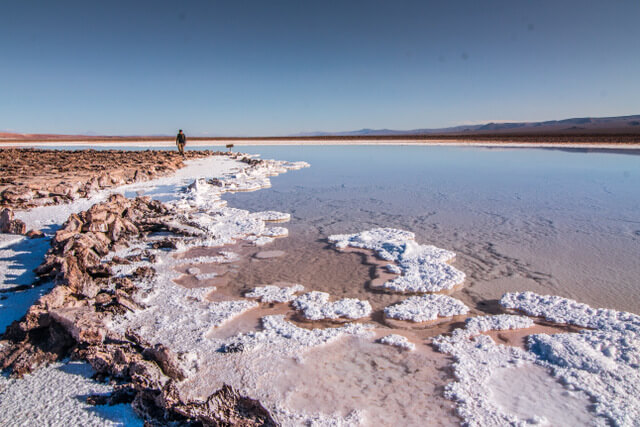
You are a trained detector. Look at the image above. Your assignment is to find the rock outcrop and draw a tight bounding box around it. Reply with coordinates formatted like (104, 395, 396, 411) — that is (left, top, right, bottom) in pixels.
(0, 207, 27, 235)
(0, 192, 277, 425)
(0, 149, 229, 209)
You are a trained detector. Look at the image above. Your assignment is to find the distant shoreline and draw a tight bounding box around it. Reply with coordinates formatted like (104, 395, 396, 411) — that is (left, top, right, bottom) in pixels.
(2, 137, 640, 151)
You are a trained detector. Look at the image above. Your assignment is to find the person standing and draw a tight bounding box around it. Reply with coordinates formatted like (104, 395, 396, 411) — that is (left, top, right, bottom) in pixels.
(176, 129, 186, 157)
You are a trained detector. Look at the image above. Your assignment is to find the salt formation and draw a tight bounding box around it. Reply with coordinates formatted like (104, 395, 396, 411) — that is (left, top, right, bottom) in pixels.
(328, 228, 465, 293)
(245, 284, 305, 303)
(464, 314, 535, 334)
(432, 315, 539, 425)
(500, 291, 640, 333)
(501, 292, 640, 426)
(292, 291, 372, 321)
(222, 315, 374, 354)
(251, 211, 291, 222)
(378, 334, 416, 351)
(112, 159, 311, 354)
(104, 158, 373, 424)
(0, 361, 142, 426)
(435, 292, 640, 426)
(113, 249, 259, 352)
(384, 294, 469, 322)
(1, 154, 311, 425)
(261, 227, 289, 238)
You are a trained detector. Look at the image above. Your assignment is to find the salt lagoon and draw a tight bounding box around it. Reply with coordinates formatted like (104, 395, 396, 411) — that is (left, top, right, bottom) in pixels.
(1, 144, 639, 425)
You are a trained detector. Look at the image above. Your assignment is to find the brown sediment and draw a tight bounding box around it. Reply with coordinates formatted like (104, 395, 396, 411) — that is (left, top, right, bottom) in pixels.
(382, 314, 469, 331)
(171, 232, 477, 342)
(0, 149, 232, 210)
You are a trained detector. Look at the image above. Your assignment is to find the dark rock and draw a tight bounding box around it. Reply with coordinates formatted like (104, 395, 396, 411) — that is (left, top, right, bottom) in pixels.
(142, 344, 186, 381)
(0, 208, 26, 234)
(26, 229, 45, 238)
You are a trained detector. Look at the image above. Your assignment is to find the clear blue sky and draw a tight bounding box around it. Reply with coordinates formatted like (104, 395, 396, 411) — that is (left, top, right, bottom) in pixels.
(1, 0, 639, 136)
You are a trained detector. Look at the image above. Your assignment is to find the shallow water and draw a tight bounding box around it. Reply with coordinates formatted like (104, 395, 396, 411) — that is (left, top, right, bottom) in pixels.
(221, 145, 640, 314)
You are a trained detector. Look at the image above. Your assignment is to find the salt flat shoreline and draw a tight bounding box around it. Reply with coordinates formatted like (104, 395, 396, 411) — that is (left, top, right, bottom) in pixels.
(2, 138, 640, 151)
(1, 149, 638, 425)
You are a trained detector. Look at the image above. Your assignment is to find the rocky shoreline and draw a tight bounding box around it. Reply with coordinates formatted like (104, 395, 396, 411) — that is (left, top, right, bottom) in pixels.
(0, 152, 279, 425)
(0, 149, 222, 210)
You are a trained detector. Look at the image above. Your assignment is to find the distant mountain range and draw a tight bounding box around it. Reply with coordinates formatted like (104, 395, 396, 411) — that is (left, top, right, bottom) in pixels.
(290, 114, 640, 136)
(2, 114, 639, 140)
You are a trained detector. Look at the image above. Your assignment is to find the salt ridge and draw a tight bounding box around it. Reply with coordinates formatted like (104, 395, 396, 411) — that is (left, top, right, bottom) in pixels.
(110, 157, 371, 425)
(378, 334, 416, 351)
(434, 292, 640, 426)
(292, 291, 372, 321)
(328, 228, 465, 293)
(501, 292, 640, 425)
(245, 284, 305, 303)
(384, 294, 469, 322)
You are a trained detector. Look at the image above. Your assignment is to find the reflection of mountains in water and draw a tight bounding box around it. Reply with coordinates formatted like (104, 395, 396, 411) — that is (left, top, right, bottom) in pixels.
(292, 114, 640, 137)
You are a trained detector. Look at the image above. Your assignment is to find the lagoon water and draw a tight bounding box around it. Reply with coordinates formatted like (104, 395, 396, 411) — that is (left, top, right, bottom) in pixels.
(14, 143, 639, 425)
(222, 145, 640, 314)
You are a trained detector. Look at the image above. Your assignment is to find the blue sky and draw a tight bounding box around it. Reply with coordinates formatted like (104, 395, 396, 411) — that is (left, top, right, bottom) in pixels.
(1, 0, 639, 136)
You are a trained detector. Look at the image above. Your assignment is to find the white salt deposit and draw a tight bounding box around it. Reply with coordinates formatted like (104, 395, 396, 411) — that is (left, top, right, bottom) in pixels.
(432, 315, 541, 426)
(378, 334, 416, 351)
(194, 272, 218, 281)
(251, 211, 291, 222)
(245, 284, 305, 303)
(500, 291, 640, 333)
(261, 227, 289, 238)
(384, 294, 469, 322)
(500, 292, 640, 426)
(0, 361, 142, 426)
(1, 154, 316, 424)
(488, 363, 594, 426)
(464, 314, 535, 334)
(292, 291, 372, 321)
(328, 228, 465, 293)
(434, 292, 640, 426)
(224, 314, 375, 354)
(0, 234, 53, 332)
(246, 235, 275, 246)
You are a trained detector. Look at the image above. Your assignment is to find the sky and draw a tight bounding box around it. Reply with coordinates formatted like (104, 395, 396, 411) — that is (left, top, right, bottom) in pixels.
(1, 0, 639, 136)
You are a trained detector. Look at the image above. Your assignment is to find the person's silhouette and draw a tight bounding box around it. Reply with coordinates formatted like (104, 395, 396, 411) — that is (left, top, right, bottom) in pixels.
(176, 129, 186, 157)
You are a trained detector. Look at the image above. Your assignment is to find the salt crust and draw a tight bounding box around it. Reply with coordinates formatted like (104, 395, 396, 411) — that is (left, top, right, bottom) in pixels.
(110, 157, 370, 425)
(384, 294, 469, 322)
(292, 291, 373, 321)
(501, 292, 640, 426)
(328, 228, 465, 293)
(225, 314, 374, 354)
(245, 284, 305, 303)
(260, 226, 289, 238)
(194, 272, 218, 281)
(0, 361, 142, 426)
(0, 159, 248, 425)
(378, 334, 416, 351)
(111, 157, 310, 354)
(250, 211, 291, 222)
(432, 315, 540, 426)
(500, 291, 640, 334)
(435, 293, 640, 426)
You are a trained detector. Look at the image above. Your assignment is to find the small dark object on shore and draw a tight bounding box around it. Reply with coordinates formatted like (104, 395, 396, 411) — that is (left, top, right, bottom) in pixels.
(226, 143, 234, 152)
(220, 342, 244, 353)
